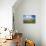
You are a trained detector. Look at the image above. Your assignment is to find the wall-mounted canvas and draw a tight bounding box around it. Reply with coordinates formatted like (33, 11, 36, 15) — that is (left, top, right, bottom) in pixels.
(23, 15, 36, 23)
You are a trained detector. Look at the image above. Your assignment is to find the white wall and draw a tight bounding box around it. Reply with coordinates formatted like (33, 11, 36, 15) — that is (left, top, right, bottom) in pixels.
(41, 0, 46, 46)
(13, 0, 46, 46)
(0, 0, 46, 46)
(0, 0, 17, 30)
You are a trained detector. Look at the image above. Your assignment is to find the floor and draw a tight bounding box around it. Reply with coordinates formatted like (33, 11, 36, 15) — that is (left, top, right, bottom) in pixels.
(0, 39, 16, 46)
(0, 33, 23, 46)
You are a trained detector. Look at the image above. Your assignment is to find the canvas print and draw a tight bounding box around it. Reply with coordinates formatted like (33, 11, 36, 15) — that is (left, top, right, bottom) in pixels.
(23, 15, 36, 23)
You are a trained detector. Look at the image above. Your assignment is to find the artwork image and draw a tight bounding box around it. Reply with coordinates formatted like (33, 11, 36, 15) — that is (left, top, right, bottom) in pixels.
(23, 15, 36, 23)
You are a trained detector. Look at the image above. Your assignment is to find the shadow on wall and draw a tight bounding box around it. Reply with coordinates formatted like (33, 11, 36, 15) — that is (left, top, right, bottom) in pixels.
(12, 0, 42, 46)
(23, 33, 41, 46)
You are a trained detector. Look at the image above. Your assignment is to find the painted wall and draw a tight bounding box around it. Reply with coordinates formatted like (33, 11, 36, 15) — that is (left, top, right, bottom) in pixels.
(0, 0, 46, 46)
(0, 0, 16, 29)
(41, 0, 46, 46)
(0, 0, 17, 39)
(13, 0, 46, 46)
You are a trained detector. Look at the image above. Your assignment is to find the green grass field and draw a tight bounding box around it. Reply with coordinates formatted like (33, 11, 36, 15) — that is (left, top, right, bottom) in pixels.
(23, 19, 35, 23)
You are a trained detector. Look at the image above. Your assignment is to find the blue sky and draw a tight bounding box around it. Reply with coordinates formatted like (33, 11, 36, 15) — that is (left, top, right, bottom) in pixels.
(23, 15, 35, 20)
